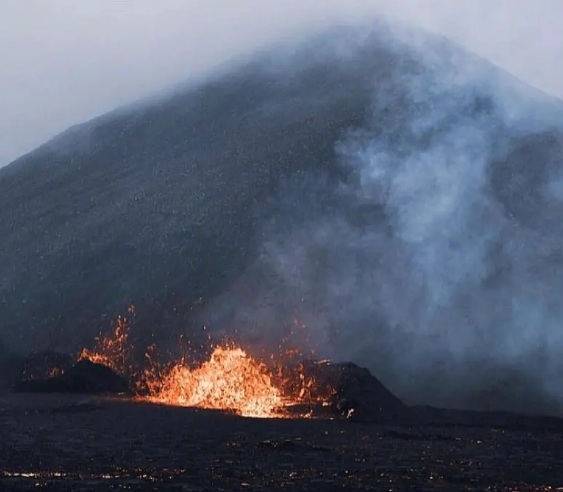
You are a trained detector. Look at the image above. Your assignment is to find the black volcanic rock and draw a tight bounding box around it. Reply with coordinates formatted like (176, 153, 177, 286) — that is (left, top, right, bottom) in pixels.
(18, 350, 75, 381)
(290, 360, 408, 422)
(409, 405, 563, 432)
(2, 22, 563, 414)
(332, 363, 408, 422)
(0, 353, 24, 391)
(13, 360, 129, 394)
(0, 350, 75, 391)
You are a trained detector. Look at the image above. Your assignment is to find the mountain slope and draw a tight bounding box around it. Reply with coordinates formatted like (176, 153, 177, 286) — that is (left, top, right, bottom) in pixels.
(2, 22, 563, 413)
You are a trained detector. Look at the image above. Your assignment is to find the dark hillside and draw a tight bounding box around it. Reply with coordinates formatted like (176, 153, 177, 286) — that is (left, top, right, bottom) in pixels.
(2, 23, 563, 413)
(0, 39, 385, 351)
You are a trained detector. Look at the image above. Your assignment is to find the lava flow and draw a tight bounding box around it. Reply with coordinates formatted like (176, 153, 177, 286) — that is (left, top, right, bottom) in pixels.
(77, 310, 332, 418)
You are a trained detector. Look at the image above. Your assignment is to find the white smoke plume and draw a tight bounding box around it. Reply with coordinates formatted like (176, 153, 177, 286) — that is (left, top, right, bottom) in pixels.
(196, 25, 563, 414)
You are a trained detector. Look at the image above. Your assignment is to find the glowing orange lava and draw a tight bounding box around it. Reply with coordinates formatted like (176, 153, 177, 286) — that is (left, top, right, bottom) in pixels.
(141, 346, 286, 418)
(78, 310, 132, 375)
(77, 308, 332, 419)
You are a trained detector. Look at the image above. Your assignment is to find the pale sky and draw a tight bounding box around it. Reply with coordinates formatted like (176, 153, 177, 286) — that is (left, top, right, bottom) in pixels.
(1, 0, 562, 166)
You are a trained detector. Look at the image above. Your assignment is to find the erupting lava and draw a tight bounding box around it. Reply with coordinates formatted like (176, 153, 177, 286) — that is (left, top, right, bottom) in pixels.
(78, 309, 332, 418)
(78, 310, 132, 375)
(142, 346, 284, 418)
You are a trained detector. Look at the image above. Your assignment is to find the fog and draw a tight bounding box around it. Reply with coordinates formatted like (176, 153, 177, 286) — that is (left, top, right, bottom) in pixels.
(1, 0, 563, 166)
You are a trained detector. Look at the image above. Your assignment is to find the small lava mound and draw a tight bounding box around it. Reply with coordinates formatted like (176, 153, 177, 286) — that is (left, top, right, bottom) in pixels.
(13, 359, 129, 394)
(286, 360, 408, 422)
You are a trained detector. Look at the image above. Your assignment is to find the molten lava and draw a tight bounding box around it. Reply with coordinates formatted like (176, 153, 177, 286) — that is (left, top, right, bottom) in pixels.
(142, 346, 284, 418)
(78, 311, 132, 375)
(77, 309, 332, 418)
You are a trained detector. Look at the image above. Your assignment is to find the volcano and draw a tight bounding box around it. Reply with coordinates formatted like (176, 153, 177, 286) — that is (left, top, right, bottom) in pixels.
(2, 21, 563, 415)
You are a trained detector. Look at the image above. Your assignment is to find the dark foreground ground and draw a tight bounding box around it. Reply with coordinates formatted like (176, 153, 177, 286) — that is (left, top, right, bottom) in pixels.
(1, 394, 562, 491)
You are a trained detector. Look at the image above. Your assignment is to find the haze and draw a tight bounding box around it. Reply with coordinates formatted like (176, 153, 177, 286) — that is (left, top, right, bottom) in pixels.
(1, 0, 562, 167)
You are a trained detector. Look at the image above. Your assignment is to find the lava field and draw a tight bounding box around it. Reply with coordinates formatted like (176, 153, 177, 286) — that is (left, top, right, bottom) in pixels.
(1, 393, 563, 491)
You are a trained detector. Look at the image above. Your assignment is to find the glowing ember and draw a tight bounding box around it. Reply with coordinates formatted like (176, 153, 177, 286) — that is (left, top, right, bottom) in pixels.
(78, 308, 133, 375)
(48, 367, 64, 378)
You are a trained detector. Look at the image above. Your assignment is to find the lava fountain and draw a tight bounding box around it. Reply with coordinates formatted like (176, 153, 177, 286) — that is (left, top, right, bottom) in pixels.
(77, 309, 332, 418)
(78, 309, 133, 375)
(141, 346, 284, 418)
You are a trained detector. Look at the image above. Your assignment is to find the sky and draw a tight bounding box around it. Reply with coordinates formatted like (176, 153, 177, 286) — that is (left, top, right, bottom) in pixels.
(1, 0, 562, 167)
